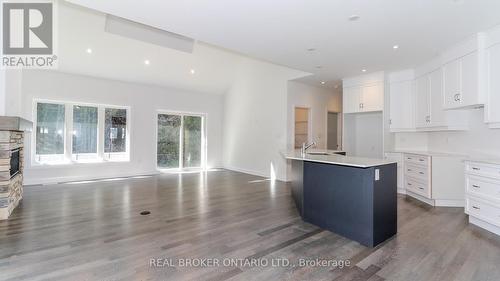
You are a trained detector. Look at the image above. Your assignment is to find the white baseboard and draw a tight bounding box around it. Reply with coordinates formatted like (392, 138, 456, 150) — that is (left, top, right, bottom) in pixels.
(434, 199, 464, 207)
(469, 216, 500, 236)
(223, 165, 269, 178)
(406, 191, 435, 206)
(397, 188, 407, 195)
(24, 170, 160, 186)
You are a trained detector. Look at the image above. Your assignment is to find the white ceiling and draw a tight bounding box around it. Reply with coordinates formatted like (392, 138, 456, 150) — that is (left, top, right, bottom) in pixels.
(66, 0, 500, 87)
(55, 2, 246, 95)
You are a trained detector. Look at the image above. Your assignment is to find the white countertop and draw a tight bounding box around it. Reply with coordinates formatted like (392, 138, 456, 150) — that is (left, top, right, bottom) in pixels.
(385, 150, 467, 157)
(284, 150, 396, 168)
(464, 157, 500, 166)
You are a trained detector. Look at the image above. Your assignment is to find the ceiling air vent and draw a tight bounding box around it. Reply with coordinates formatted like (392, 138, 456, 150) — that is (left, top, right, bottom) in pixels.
(105, 15, 195, 53)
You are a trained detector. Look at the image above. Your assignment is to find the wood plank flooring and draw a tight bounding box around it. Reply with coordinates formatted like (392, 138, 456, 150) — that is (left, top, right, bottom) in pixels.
(1, 169, 500, 281)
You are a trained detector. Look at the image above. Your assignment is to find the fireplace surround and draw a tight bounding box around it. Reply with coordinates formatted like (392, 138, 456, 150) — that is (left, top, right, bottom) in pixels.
(0, 116, 32, 220)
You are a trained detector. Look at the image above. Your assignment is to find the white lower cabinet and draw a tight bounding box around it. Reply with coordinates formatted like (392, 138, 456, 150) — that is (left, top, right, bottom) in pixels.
(384, 152, 404, 193)
(465, 161, 500, 236)
(403, 152, 465, 207)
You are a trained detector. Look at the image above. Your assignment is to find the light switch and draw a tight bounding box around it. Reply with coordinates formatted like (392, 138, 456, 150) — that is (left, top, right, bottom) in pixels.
(375, 169, 380, 181)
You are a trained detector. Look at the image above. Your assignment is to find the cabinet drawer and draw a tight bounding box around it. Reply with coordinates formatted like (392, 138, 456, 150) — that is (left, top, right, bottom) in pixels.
(405, 176, 430, 198)
(466, 162, 500, 179)
(405, 163, 429, 182)
(466, 175, 500, 202)
(404, 154, 429, 166)
(466, 197, 500, 226)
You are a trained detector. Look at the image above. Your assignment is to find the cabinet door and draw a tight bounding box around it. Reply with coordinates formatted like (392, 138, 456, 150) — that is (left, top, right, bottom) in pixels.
(488, 45, 500, 123)
(389, 80, 413, 130)
(361, 82, 383, 112)
(461, 52, 479, 107)
(429, 69, 446, 127)
(343, 86, 361, 113)
(443, 59, 461, 108)
(415, 75, 430, 128)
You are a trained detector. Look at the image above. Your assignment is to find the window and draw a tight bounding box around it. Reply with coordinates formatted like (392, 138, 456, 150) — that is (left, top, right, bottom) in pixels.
(35, 102, 65, 162)
(34, 101, 129, 164)
(72, 105, 98, 159)
(157, 113, 205, 170)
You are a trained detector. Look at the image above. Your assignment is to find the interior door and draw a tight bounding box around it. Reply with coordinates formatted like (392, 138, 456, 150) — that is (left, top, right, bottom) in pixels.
(327, 112, 338, 150)
(361, 82, 383, 112)
(415, 75, 430, 128)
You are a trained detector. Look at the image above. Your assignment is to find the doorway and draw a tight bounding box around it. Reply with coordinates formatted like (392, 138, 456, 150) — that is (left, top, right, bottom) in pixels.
(294, 107, 310, 148)
(327, 112, 340, 150)
(157, 112, 205, 170)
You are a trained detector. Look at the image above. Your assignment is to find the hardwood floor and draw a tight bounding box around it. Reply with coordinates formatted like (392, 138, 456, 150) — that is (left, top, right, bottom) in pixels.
(1, 169, 500, 281)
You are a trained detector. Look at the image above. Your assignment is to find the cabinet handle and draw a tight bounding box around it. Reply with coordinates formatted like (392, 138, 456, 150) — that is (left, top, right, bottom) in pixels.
(472, 167, 481, 171)
(472, 184, 480, 188)
(407, 169, 412, 172)
(407, 183, 412, 186)
(419, 159, 425, 162)
(418, 187, 424, 190)
(472, 206, 480, 210)
(419, 172, 424, 175)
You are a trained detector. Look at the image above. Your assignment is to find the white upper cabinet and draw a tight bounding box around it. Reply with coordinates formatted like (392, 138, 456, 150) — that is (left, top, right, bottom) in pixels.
(486, 44, 500, 127)
(485, 26, 500, 128)
(415, 75, 430, 128)
(429, 69, 447, 127)
(360, 82, 384, 112)
(443, 51, 482, 109)
(388, 70, 414, 131)
(342, 72, 384, 114)
(343, 86, 362, 114)
(414, 69, 468, 130)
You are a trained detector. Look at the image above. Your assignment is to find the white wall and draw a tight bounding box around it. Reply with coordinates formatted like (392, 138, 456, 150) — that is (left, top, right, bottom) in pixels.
(393, 109, 500, 158)
(20, 70, 224, 185)
(223, 58, 308, 181)
(0, 69, 5, 116)
(286, 81, 342, 151)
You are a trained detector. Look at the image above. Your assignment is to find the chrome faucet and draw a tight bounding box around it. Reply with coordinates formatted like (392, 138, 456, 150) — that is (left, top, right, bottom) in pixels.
(301, 141, 316, 156)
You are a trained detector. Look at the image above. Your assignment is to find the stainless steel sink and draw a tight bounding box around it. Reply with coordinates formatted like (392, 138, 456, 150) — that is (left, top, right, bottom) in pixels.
(307, 152, 331, 156)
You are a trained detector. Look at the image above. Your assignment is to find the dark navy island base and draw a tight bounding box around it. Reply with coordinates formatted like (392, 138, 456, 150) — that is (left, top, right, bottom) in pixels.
(291, 160, 397, 247)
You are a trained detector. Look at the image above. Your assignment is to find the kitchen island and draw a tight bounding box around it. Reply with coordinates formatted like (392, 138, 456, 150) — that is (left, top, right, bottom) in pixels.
(286, 150, 397, 247)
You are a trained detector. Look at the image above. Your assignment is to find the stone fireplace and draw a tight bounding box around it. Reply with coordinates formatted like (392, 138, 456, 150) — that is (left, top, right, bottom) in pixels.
(0, 117, 32, 220)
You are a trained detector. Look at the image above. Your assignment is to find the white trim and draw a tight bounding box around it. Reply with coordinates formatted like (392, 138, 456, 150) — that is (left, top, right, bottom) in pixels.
(223, 165, 270, 179)
(406, 191, 435, 206)
(434, 199, 465, 207)
(24, 170, 160, 186)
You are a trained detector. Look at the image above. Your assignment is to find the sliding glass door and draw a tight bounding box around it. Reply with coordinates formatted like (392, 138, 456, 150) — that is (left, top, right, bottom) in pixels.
(157, 113, 204, 169)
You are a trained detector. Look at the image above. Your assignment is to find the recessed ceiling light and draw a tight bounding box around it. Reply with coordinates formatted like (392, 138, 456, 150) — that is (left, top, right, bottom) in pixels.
(348, 15, 360, 21)
(393, 45, 399, 49)
(362, 69, 367, 72)
(86, 48, 92, 54)
(320, 81, 326, 85)
(144, 60, 150, 65)
(190, 69, 195, 74)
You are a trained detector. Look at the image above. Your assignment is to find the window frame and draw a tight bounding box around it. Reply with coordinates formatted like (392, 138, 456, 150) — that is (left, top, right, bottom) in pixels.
(155, 110, 207, 171)
(32, 99, 130, 166)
